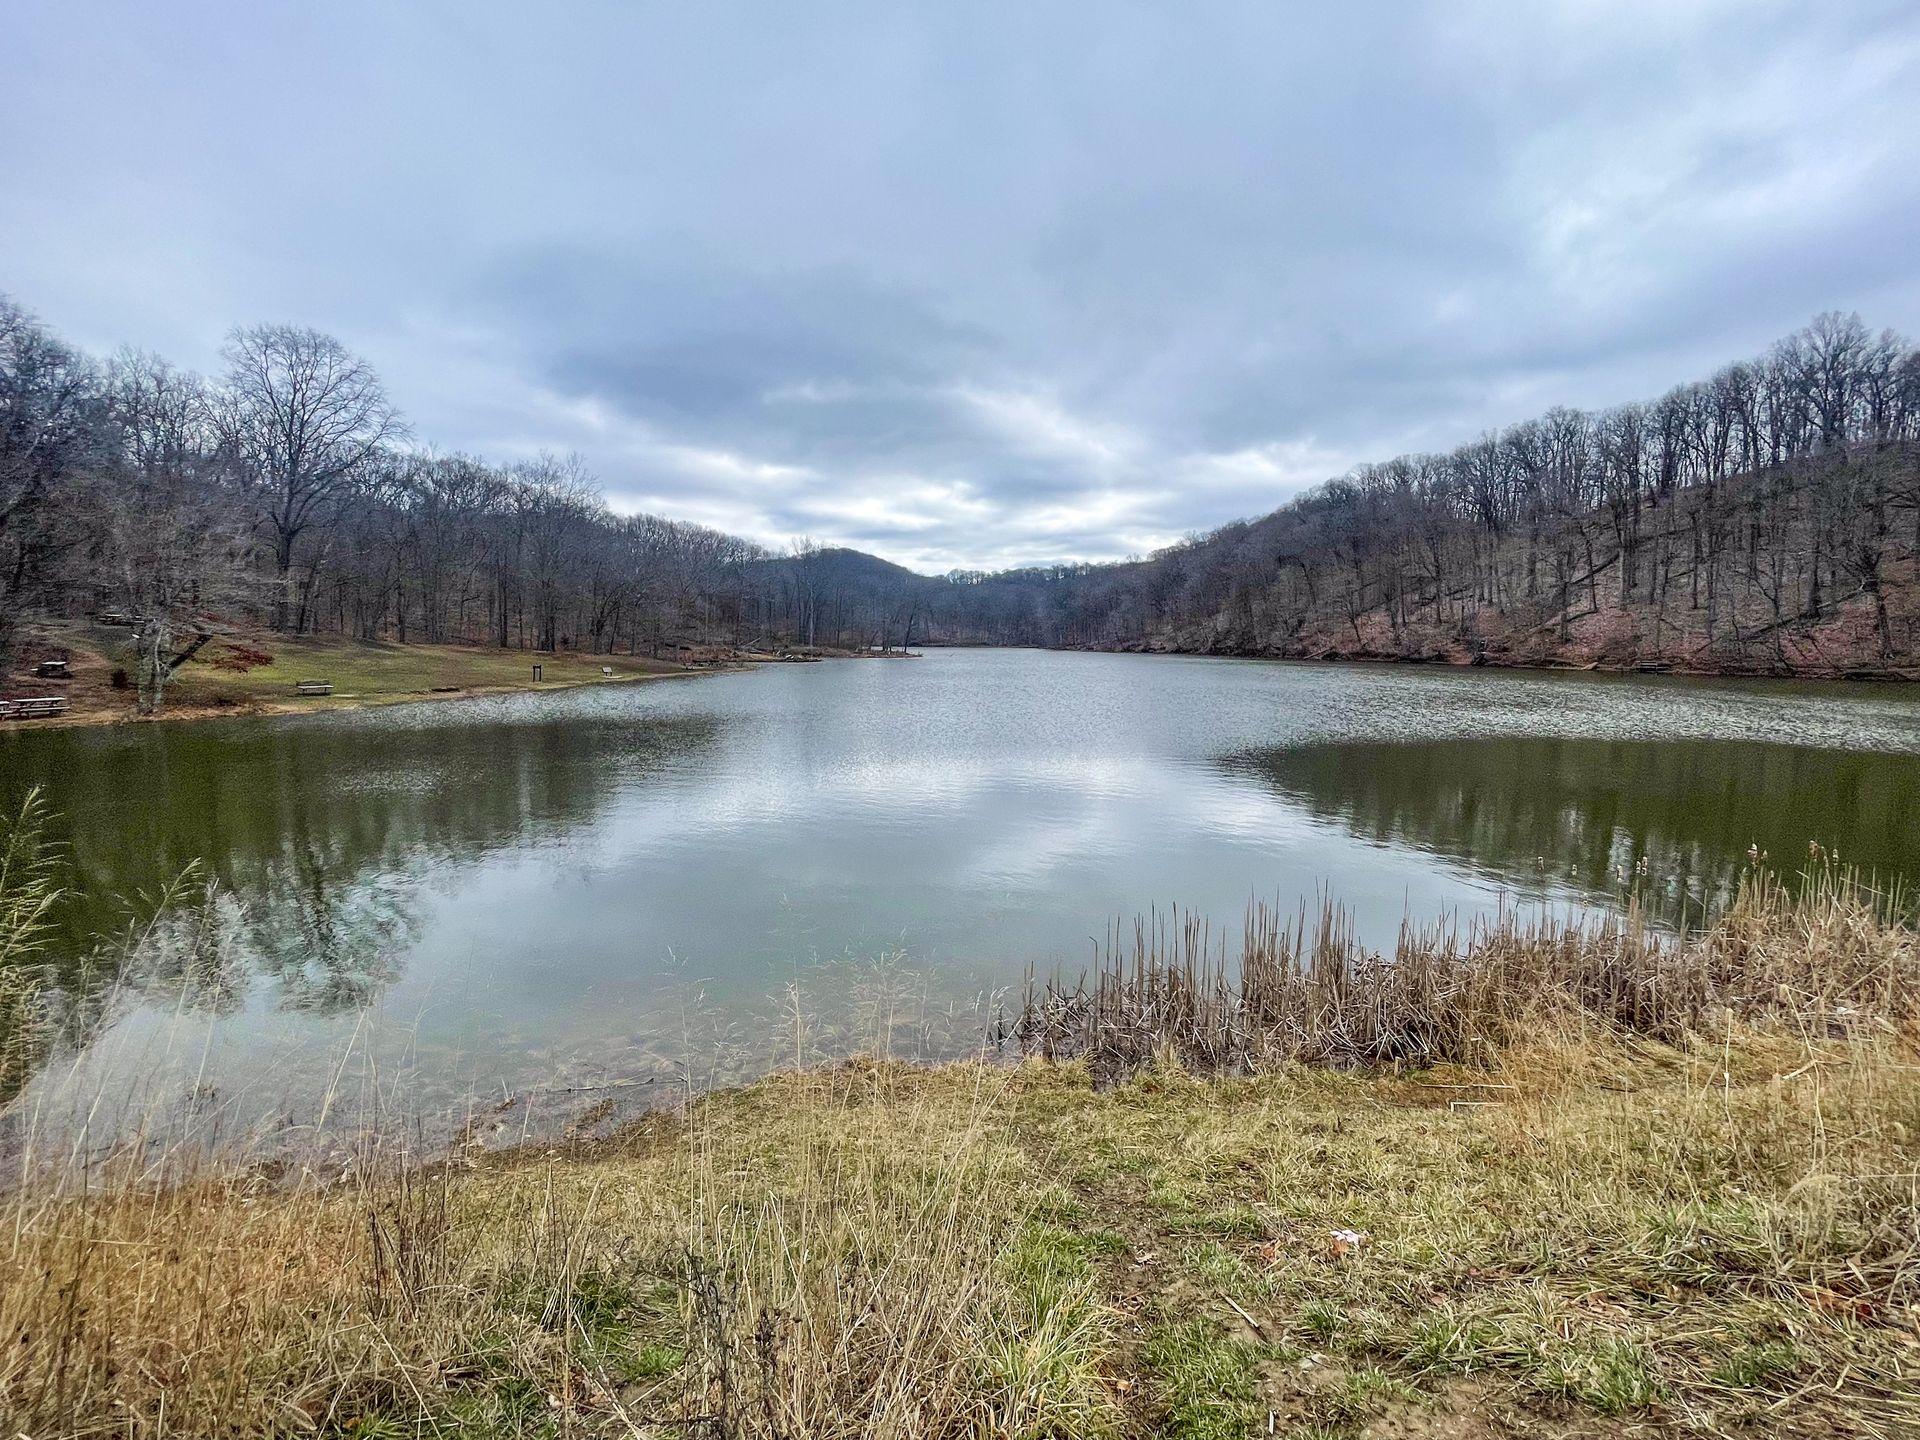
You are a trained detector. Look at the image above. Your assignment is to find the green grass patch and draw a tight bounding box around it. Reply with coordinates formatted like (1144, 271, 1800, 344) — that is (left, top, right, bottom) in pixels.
(1142, 1319, 1263, 1440)
(1712, 1338, 1799, 1389)
(1534, 1336, 1664, 1415)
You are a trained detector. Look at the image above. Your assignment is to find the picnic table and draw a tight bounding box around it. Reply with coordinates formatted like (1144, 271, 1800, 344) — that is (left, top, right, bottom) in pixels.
(294, 680, 334, 696)
(0, 696, 69, 720)
(31, 659, 70, 679)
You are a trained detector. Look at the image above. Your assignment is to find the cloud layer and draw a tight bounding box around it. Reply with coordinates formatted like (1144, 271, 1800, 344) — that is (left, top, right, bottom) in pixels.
(6, 1, 1918, 570)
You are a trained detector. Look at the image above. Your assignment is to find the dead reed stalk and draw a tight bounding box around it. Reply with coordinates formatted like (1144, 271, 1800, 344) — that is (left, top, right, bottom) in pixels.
(1009, 862, 1917, 1083)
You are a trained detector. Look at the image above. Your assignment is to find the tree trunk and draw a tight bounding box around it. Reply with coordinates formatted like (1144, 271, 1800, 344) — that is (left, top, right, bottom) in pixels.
(134, 618, 174, 715)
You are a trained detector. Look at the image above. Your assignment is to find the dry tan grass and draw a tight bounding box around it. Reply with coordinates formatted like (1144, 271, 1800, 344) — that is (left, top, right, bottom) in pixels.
(0, 1063, 1123, 1438)
(1010, 860, 1917, 1081)
(0, 832, 1916, 1437)
(1, 1028, 1917, 1437)
(0, 789, 59, 1102)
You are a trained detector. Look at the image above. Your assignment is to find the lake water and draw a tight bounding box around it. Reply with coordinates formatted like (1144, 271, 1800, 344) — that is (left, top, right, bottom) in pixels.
(6, 648, 1920, 1144)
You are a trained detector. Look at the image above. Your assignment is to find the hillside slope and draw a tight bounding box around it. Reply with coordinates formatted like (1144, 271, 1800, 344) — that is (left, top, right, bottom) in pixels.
(931, 316, 1920, 679)
(1101, 447, 1920, 678)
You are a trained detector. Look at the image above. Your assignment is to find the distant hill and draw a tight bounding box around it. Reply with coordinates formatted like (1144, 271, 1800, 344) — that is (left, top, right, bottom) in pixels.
(746, 545, 938, 651)
(752, 546, 924, 590)
(924, 315, 1920, 678)
(8, 292, 1916, 681)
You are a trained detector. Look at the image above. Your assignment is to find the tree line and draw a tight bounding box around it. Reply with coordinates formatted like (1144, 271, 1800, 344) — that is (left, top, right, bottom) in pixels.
(928, 313, 1920, 673)
(0, 297, 934, 711)
(7, 299, 1918, 704)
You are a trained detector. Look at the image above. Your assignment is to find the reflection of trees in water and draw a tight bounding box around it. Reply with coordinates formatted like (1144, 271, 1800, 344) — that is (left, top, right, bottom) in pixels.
(5, 878, 246, 1105)
(21, 863, 417, 1095)
(1225, 737, 1920, 910)
(12, 710, 723, 1022)
(242, 844, 414, 1014)
(122, 885, 252, 1017)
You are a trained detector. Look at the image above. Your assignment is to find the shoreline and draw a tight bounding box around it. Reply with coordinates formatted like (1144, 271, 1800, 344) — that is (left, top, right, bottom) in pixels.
(11, 1023, 1915, 1434)
(0, 661, 752, 735)
(3, 628, 928, 737)
(3, 852, 1914, 1434)
(15, 636, 1906, 739)
(1049, 638, 1920, 684)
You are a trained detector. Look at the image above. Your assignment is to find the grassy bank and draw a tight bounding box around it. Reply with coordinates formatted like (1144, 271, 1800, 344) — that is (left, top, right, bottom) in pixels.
(2, 860, 1916, 1437)
(4, 1036, 1914, 1437)
(2, 624, 717, 729)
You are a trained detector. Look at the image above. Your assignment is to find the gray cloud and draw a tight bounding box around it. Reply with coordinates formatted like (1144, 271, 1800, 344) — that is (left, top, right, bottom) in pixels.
(4, 0, 1918, 571)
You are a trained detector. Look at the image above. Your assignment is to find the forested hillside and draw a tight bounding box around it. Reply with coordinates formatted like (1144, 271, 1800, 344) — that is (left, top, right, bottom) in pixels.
(0, 297, 931, 711)
(926, 314, 1920, 677)
(7, 297, 1919, 697)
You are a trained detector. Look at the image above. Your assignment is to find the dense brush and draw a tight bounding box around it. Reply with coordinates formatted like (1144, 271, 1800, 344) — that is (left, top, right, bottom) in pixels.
(1009, 861, 1915, 1083)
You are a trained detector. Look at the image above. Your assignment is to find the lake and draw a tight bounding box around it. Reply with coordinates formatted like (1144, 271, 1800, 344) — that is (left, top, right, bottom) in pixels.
(6, 648, 1920, 1144)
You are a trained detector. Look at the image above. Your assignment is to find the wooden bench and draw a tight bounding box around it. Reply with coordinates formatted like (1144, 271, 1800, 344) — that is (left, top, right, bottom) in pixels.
(0, 696, 69, 720)
(294, 680, 334, 697)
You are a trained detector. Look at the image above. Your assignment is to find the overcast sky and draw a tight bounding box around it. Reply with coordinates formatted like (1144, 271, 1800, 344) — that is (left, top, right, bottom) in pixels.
(5, 2, 1919, 571)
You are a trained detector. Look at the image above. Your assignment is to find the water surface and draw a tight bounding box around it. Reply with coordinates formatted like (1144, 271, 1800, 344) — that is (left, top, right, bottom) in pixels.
(5, 649, 1918, 1136)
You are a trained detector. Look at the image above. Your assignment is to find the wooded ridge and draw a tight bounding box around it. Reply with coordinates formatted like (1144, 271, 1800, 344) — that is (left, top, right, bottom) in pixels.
(926, 313, 1920, 677)
(6, 299, 1917, 700)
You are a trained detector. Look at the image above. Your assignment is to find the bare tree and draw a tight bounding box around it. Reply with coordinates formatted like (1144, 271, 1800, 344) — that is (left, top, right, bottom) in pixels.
(924, 314, 1920, 669)
(514, 453, 600, 652)
(103, 351, 259, 712)
(211, 325, 403, 630)
(9, 295, 1917, 679)
(0, 296, 102, 667)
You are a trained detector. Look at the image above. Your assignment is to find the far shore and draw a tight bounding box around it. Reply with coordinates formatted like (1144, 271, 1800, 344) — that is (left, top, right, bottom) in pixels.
(918, 636, 1920, 687)
(0, 626, 817, 735)
(1, 661, 737, 734)
(2, 626, 934, 735)
(1062, 637, 1920, 684)
(15, 627, 1910, 738)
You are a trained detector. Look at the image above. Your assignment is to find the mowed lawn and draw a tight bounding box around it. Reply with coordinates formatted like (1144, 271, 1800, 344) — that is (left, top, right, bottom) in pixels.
(170, 633, 692, 703)
(12, 624, 701, 724)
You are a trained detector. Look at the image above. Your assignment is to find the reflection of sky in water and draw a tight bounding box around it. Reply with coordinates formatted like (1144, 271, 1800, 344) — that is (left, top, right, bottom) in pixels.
(7, 650, 1920, 1143)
